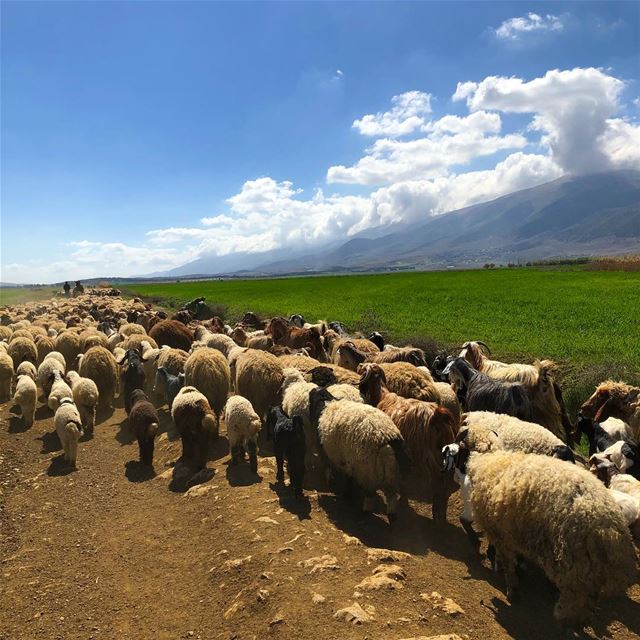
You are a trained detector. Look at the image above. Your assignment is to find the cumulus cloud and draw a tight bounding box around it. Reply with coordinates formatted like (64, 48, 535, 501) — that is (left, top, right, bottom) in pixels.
(352, 91, 432, 137)
(454, 67, 636, 174)
(494, 12, 567, 41)
(329, 111, 526, 185)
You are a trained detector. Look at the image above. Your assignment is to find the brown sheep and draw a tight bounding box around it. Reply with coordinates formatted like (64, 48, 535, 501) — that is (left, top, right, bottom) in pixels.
(55, 331, 82, 371)
(359, 363, 458, 522)
(79, 346, 119, 409)
(235, 349, 284, 422)
(121, 334, 158, 353)
(183, 348, 230, 420)
(278, 354, 321, 375)
(8, 336, 37, 368)
(149, 319, 193, 351)
(379, 362, 440, 402)
(36, 336, 56, 364)
(306, 364, 360, 387)
(80, 330, 109, 352)
(118, 323, 147, 337)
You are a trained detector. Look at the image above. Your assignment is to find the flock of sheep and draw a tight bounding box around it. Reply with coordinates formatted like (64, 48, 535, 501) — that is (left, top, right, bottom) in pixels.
(1, 293, 639, 629)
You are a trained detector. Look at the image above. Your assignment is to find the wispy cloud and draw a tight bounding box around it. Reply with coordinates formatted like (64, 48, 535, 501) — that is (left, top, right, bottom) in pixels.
(494, 12, 567, 41)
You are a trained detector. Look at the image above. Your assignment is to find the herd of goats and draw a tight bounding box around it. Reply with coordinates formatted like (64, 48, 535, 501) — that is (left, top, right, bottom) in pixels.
(0, 292, 639, 628)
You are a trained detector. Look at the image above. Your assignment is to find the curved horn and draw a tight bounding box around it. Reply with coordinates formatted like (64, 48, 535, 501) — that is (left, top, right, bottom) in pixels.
(476, 341, 491, 356)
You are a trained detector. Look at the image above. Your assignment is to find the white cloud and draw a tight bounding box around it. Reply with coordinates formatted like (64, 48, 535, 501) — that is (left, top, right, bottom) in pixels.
(3, 242, 188, 283)
(352, 91, 432, 137)
(454, 67, 636, 174)
(494, 12, 567, 41)
(328, 111, 526, 185)
(351, 152, 563, 231)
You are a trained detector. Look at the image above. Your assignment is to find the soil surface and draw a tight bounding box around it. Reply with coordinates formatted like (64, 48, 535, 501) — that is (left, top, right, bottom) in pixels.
(1, 395, 638, 640)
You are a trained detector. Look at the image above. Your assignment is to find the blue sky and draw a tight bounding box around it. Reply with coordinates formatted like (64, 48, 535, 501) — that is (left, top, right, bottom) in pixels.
(2, 1, 639, 283)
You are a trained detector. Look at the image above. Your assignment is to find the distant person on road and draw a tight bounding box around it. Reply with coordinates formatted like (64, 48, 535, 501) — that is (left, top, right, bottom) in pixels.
(63, 281, 71, 297)
(72, 281, 84, 297)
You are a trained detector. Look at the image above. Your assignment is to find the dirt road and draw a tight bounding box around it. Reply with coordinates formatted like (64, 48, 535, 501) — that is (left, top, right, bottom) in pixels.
(1, 397, 638, 640)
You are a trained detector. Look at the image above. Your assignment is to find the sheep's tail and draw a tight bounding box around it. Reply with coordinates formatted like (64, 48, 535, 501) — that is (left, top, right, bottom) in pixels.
(66, 420, 83, 438)
(388, 437, 411, 476)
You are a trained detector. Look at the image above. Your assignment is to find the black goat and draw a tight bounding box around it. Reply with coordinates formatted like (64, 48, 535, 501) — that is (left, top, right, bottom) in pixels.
(432, 353, 454, 382)
(128, 389, 159, 465)
(155, 367, 185, 407)
(118, 349, 146, 414)
(266, 406, 306, 497)
(368, 332, 385, 351)
(443, 357, 532, 421)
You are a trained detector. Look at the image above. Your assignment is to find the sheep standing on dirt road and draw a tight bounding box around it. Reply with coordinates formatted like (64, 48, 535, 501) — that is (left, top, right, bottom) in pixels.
(467, 450, 637, 625)
(224, 395, 261, 473)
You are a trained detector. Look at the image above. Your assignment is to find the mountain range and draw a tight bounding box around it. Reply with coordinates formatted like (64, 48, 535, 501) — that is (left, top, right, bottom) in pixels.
(161, 170, 640, 277)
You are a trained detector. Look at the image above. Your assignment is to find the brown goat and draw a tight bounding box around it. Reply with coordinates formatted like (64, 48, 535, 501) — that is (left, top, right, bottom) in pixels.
(581, 380, 640, 439)
(358, 363, 457, 522)
(323, 329, 379, 363)
(338, 340, 426, 370)
(266, 317, 328, 362)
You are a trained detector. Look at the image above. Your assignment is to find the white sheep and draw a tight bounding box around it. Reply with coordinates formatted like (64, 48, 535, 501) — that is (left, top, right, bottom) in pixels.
(171, 386, 218, 470)
(47, 370, 73, 412)
(13, 374, 37, 428)
(281, 367, 362, 471)
(309, 388, 409, 520)
(467, 451, 636, 624)
(54, 398, 83, 467)
(66, 371, 100, 432)
(0, 351, 14, 400)
(37, 352, 66, 397)
(463, 411, 575, 462)
(16, 360, 37, 381)
(224, 395, 262, 473)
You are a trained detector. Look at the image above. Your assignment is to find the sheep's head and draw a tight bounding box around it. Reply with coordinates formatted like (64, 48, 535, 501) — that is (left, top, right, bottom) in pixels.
(129, 388, 148, 408)
(308, 365, 338, 388)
